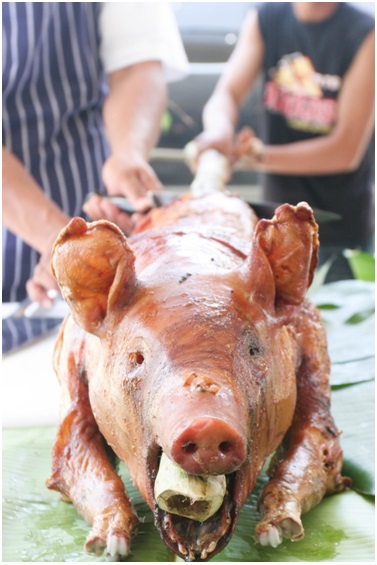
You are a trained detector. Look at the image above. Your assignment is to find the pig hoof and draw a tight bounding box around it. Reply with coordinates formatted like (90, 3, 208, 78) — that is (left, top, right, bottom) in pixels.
(105, 534, 130, 561)
(85, 532, 131, 560)
(256, 524, 283, 548)
(256, 516, 304, 547)
(84, 500, 138, 559)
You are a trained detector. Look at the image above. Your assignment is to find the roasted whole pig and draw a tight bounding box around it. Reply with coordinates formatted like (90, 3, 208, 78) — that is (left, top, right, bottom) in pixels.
(47, 191, 348, 561)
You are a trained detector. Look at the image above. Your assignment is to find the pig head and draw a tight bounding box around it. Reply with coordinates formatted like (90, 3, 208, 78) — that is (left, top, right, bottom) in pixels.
(50, 193, 333, 561)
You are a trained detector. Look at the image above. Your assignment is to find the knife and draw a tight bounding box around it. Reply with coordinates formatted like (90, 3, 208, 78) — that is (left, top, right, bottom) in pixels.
(85, 191, 340, 223)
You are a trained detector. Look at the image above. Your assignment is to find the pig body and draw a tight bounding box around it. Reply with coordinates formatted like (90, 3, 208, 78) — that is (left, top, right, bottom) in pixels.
(48, 192, 348, 561)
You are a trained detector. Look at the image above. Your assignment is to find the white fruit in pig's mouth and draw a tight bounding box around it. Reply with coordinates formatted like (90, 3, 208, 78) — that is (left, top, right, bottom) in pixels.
(154, 452, 227, 522)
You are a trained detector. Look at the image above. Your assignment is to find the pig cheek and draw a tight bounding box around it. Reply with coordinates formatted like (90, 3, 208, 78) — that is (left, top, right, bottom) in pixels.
(236, 324, 297, 496)
(108, 345, 163, 504)
(258, 325, 298, 454)
(87, 350, 150, 489)
(236, 353, 271, 492)
(87, 358, 130, 457)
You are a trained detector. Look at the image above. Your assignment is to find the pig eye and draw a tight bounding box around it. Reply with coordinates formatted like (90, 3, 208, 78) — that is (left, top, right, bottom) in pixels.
(128, 352, 145, 367)
(249, 340, 262, 357)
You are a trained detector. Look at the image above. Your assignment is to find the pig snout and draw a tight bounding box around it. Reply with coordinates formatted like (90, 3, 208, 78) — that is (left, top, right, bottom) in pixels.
(154, 371, 249, 476)
(169, 417, 247, 475)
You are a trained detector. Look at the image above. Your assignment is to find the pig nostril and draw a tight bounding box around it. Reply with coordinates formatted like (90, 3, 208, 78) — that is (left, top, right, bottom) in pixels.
(129, 352, 144, 367)
(219, 441, 232, 454)
(182, 442, 197, 454)
(135, 353, 144, 365)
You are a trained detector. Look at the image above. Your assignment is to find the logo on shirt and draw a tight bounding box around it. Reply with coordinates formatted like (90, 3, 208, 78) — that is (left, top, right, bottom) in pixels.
(264, 53, 341, 134)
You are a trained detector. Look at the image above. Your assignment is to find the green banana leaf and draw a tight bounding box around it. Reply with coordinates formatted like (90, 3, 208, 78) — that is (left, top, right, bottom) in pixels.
(312, 280, 375, 496)
(331, 381, 375, 496)
(2, 280, 375, 562)
(343, 249, 375, 282)
(313, 280, 375, 384)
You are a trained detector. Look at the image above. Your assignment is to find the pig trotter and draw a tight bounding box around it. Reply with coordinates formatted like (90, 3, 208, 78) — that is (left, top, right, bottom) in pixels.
(255, 485, 303, 546)
(255, 425, 348, 547)
(84, 501, 135, 559)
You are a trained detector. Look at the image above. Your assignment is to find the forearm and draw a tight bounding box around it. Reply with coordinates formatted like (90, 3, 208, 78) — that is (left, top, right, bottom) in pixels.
(2, 148, 70, 253)
(191, 88, 241, 162)
(103, 61, 167, 159)
(202, 88, 239, 138)
(198, 9, 264, 158)
(256, 128, 372, 175)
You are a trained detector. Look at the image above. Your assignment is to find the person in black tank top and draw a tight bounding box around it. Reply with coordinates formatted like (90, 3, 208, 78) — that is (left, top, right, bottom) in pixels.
(195, 2, 374, 281)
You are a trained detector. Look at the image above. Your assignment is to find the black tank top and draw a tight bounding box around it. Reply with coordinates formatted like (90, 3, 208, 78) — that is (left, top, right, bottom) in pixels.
(257, 2, 374, 245)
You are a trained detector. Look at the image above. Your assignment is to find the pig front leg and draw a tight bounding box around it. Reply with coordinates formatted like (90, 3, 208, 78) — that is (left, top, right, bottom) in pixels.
(255, 307, 349, 547)
(47, 351, 138, 560)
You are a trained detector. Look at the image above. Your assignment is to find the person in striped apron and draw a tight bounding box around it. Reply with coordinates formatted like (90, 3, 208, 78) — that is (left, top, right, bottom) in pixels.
(2, 2, 188, 306)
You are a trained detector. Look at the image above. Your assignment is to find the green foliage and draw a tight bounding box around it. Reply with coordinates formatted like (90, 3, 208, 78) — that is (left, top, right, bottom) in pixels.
(343, 249, 375, 282)
(331, 381, 375, 496)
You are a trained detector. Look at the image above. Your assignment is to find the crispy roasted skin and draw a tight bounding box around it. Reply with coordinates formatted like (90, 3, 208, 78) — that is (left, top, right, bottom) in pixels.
(47, 319, 138, 557)
(48, 192, 348, 561)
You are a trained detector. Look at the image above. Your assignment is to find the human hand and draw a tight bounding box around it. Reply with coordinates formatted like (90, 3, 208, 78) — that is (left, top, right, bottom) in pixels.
(235, 127, 265, 167)
(26, 243, 61, 307)
(83, 153, 163, 234)
(82, 193, 141, 235)
(189, 129, 236, 173)
(102, 152, 163, 204)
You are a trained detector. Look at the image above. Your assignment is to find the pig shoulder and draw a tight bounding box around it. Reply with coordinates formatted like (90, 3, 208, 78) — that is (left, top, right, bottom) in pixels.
(280, 297, 331, 383)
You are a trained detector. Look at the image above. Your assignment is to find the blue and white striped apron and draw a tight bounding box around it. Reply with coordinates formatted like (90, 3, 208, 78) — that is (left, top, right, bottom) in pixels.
(2, 2, 109, 302)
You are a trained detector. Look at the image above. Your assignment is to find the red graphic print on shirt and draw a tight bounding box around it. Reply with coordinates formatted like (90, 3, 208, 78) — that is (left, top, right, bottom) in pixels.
(264, 52, 341, 134)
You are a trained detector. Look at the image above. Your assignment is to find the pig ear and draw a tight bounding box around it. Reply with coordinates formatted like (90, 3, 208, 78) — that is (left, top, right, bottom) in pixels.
(252, 202, 319, 305)
(51, 217, 136, 335)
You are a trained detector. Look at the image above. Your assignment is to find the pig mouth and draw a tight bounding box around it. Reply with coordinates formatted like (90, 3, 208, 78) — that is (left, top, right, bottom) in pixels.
(153, 470, 239, 561)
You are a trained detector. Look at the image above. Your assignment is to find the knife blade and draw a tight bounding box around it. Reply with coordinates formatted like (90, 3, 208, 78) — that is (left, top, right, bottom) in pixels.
(85, 191, 173, 214)
(85, 192, 340, 223)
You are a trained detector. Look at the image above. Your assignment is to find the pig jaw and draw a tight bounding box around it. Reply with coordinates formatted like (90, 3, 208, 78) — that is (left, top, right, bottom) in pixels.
(147, 348, 251, 559)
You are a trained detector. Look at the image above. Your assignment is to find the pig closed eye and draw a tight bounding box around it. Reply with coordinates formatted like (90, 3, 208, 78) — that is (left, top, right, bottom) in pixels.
(249, 340, 262, 357)
(128, 352, 145, 367)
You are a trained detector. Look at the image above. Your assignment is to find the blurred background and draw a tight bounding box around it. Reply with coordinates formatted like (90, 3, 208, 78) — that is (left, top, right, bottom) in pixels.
(152, 1, 375, 192)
